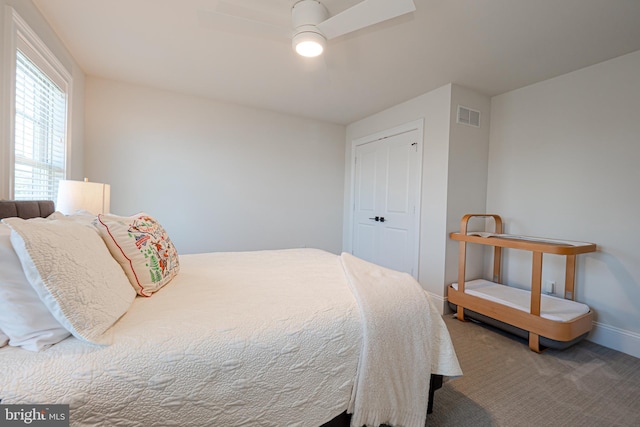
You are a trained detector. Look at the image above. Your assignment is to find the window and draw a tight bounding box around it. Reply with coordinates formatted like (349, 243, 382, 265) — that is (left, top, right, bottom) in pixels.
(13, 49, 67, 200)
(3, 8, 72, 201)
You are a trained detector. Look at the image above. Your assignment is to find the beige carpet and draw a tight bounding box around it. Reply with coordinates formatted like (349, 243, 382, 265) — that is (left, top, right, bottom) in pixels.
(427, 315, 640, 426)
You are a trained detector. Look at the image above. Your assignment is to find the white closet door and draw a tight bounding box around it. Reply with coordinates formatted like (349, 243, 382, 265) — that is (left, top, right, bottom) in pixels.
(352, 129, 421, 277)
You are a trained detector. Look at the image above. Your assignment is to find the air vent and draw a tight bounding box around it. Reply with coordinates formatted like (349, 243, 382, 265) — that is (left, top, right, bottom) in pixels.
(457, 105, 480, 128)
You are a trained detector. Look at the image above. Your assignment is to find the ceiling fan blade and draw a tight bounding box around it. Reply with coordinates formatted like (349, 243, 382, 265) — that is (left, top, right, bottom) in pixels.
(216, 0, 290, 29)
(197, 1, 291, 42)
(317, 0, 416, 40)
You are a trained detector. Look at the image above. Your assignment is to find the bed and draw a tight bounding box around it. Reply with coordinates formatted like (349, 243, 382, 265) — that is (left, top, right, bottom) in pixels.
(0, 200, 462, 427)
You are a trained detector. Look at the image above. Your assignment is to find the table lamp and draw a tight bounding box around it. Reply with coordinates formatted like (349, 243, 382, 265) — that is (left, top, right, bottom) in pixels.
(56, 178, 111, 215)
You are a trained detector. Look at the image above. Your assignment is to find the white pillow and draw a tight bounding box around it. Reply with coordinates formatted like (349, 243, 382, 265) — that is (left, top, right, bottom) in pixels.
(0, 224, 70, 351)
(94, 213, 180, 296)
(2, 217, 136, 345)
(47, 210, 96, 226)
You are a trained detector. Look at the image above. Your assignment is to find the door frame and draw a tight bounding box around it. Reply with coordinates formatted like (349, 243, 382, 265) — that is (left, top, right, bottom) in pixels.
(346, 119, 424, 279)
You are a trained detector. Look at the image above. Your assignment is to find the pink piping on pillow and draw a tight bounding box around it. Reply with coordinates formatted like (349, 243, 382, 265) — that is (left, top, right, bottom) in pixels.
(97, 214, 150, 297)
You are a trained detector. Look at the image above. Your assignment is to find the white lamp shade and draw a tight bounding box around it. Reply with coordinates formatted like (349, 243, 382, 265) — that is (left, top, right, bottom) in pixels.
(56, 179, 111, 215)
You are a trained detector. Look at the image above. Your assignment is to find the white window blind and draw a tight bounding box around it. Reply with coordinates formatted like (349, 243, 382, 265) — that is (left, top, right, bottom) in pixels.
(13, 48, 67, 200)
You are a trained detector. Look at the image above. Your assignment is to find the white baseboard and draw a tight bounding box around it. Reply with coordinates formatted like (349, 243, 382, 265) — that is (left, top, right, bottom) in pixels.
(435, 294, 640, 360)
(426, 292, 449, 315)
(588, 321, 640, 359)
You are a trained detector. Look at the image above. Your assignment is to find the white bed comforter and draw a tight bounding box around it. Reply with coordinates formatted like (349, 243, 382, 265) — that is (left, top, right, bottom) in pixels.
(0, 249, 460, 427)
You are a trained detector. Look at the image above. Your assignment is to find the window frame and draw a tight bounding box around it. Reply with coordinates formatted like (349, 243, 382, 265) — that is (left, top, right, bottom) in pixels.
(2, 6, 73, 200)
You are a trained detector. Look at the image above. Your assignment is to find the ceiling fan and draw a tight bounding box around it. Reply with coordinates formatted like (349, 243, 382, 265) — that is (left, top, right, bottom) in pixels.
(291, 0, 416, 57)
(205, 0, 417, 58)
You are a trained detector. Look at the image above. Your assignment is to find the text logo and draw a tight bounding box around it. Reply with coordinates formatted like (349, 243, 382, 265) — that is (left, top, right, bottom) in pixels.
(0, 405, 69, 426)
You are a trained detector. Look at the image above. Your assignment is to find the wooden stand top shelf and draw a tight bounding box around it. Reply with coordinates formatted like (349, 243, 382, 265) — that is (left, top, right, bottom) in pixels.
(450, 213, 596, 255)
(450, 232, 596, 255)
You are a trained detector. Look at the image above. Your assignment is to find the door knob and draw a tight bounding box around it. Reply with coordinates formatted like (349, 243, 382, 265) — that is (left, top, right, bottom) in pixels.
(368, 216, 386, 222)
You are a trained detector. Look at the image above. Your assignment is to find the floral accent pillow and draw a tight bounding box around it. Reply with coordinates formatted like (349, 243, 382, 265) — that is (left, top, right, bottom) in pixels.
(95, 213, 180, 296)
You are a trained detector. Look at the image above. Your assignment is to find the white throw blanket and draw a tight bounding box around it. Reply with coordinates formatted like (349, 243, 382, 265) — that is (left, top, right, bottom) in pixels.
(340, 253, 462, 427)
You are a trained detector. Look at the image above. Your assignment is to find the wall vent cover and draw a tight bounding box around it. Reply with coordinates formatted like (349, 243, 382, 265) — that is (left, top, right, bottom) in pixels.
(457, 105, 480, 127)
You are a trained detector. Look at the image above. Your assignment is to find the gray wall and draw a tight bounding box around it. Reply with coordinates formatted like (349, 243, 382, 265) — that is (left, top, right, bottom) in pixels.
(488, 49, 640, 357)
(84, 77, 346, 255)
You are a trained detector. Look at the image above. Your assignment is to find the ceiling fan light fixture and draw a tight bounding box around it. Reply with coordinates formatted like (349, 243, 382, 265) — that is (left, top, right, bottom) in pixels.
(293, 31, 326, 57)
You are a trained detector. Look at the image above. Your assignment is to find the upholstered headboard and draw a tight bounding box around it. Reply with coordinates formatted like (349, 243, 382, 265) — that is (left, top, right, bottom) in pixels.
(0, 200, 55, 220)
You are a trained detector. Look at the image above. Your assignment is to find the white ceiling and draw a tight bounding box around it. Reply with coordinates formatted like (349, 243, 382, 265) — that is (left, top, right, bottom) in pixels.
(33, 0, 640, 125)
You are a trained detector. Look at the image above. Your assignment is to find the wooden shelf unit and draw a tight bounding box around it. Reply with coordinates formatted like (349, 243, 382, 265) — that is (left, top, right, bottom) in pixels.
(448, 214, 597, 352)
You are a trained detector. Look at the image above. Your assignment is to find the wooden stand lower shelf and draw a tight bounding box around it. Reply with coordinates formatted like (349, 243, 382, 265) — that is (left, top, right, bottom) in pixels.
(449, 214, 596, 352)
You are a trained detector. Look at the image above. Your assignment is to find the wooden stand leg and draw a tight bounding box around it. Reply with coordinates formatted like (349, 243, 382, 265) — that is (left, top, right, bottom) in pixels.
(565, 255, 576, 300)
(529, 332, 542, 353)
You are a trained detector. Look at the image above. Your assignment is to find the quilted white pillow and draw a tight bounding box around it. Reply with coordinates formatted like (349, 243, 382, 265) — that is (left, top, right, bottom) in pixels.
(47, 210, 96, 226)
(0, 224, 70, 351)
(94, 213, 180, 296)
(2, 217, 136, 345)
